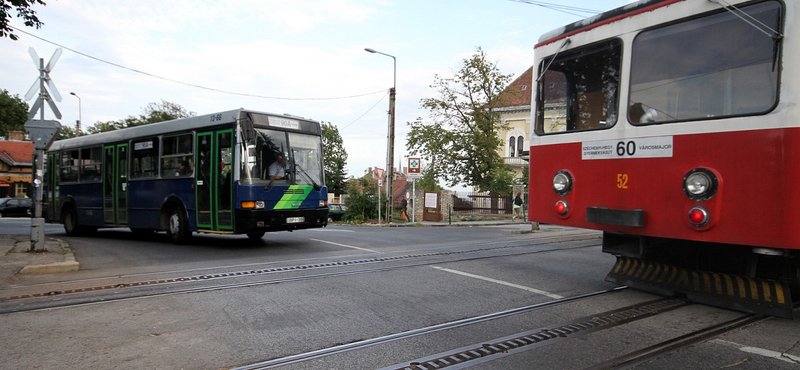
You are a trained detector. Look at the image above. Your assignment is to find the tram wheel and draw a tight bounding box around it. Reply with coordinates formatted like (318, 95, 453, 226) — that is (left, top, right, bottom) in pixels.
(167, 206, 191, 244)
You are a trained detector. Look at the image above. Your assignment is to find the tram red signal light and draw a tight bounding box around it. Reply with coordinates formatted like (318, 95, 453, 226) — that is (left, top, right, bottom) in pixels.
(555, 200, 569, 215)
(688, 206, 709, 227)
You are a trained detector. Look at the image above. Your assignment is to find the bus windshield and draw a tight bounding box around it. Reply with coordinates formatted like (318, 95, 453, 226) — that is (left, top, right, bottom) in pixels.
(241, 128, 324, 188)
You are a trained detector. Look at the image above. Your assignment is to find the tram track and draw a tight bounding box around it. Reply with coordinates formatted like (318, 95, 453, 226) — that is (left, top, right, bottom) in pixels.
(227, 293, 765, 370)
(229, 287, 631, 370)
(0, 237, 603, 314)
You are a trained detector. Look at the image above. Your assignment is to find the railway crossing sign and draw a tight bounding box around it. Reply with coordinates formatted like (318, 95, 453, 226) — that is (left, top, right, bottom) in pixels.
(25, 47, 63, 120)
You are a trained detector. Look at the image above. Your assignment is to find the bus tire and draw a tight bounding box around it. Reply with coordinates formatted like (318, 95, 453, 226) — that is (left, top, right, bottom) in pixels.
(63, 207, 80, 236)
(247, 231, 265, 241)
(166, 205, 191, 244)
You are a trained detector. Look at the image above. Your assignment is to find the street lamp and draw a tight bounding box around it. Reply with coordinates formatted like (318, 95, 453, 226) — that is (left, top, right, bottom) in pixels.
(365, 47, 396, 222)
(69, 92, 81, 133)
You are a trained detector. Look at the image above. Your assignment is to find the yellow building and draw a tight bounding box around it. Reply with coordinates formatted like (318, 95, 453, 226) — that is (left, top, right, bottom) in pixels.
(496, 66, 532, 181)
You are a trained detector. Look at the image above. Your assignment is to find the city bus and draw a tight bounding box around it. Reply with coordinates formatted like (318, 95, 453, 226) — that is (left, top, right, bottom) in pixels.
(529, 0, 798, 316)
(44, 109, 328, 243)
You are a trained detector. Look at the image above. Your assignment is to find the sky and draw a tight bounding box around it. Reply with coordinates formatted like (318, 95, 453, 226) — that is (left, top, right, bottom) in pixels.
(1, 0, 633, 183)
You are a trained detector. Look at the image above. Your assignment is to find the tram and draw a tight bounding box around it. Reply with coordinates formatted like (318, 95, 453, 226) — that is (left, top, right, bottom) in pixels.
(528, 0, 798, 316)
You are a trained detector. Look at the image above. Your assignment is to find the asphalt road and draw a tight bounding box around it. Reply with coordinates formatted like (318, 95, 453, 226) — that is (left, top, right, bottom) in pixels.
(0, 219, 798, 369)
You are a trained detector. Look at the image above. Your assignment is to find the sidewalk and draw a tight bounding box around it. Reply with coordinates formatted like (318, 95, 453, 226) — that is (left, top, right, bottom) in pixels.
(0, 234, 78, 284)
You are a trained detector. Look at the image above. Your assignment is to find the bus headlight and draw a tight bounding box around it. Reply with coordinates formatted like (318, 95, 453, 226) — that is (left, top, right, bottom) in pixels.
(683, 168, 717, 200)
(553, 170, 573, 195)
(241, 201, 266, 209)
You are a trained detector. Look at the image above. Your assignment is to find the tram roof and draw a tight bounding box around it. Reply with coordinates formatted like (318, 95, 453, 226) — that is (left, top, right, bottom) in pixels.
(537, 0, 682, 47)
(47, 108, 318, 152)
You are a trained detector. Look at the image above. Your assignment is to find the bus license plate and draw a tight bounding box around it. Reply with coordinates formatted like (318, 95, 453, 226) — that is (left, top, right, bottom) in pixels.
(286, 217, 304, 224)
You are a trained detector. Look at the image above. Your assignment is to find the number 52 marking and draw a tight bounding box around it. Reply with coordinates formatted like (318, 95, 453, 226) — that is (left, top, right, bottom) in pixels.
(617, 174, 629, 189)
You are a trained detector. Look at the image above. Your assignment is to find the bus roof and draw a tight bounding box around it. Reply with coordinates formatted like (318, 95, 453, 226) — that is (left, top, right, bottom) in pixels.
(48, 108, 318, 152)
(536, 0, 683, 47)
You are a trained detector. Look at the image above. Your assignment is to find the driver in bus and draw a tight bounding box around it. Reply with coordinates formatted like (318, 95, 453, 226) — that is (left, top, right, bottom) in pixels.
(268, 154, 286, 179)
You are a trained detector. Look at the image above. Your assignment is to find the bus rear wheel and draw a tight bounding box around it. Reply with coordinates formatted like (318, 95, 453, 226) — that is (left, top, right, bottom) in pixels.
(167, 206, 191, 244)
(63, 207, 80, 236)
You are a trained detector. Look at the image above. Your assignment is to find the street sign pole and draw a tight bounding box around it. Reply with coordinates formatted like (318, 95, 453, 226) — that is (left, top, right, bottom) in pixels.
(24, 47, 63, 251)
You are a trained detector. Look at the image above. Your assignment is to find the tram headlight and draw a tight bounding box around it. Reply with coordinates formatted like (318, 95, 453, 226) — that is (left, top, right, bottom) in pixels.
(683, 168, 718, 200)
(553, 170, 573, 195)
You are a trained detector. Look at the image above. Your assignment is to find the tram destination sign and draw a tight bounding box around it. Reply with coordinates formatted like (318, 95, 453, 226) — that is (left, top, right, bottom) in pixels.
(582, 136, 673, 160)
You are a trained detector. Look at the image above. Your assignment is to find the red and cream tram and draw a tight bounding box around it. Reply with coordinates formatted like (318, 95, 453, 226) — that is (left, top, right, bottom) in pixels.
(529, 0, 798, 316)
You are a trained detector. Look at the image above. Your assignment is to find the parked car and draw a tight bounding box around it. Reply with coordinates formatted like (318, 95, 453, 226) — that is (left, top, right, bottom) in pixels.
(0, 198, 33, 217)
(327, 203, 348, 222)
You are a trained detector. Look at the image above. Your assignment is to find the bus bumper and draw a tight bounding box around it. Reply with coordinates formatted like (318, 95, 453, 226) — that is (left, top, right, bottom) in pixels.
(235, 207, 328, 233)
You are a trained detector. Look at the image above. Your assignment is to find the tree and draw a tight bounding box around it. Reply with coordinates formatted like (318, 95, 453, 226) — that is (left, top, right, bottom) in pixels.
(87, 100, 195, 134)
(321, 122, 348, 196)
(0, 88, 28, 138)
(343, 173, 378, 222)
(407, 48, 515, 194)
(1, 0, 47, 41)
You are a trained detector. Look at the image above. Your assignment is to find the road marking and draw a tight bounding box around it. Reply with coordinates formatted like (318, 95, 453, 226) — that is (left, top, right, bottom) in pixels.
(431, 266, 564, 299)
(310, 238, 378, 253)
(713, 340, 800, 364)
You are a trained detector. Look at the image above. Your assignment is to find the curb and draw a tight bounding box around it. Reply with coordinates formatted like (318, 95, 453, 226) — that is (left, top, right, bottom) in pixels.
(17, 238, 80, 275)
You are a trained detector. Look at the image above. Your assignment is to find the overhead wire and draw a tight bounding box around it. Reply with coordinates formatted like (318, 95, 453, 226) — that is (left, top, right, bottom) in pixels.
(506, 0, 603, 17)
(10, 25, 386, 101)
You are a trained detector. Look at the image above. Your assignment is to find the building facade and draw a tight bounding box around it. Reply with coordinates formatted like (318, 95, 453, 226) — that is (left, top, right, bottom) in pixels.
(0, 131, 33, 198)
(496, 66, 532, 181)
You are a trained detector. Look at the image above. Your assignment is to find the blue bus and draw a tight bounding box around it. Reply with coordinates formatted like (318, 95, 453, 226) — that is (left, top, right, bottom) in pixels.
(44, 109, 328, 243)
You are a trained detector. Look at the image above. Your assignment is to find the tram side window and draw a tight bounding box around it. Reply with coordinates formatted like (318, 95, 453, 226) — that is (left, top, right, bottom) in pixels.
(536, 39, 621, 134)
(61, 149, 79, 183)
(79, 147, 102, 182)
(629, 1, 781, 124)
(161, 134, 194, 177)
(131, 138, 159, 179)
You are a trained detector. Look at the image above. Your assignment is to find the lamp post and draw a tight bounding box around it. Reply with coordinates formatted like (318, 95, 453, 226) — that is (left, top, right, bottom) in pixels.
(365, 47, 396, 222)
(69, 92, 81, 133)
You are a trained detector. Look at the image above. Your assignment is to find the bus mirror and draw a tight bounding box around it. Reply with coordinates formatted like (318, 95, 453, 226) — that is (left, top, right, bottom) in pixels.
(240, 114, 254, 142)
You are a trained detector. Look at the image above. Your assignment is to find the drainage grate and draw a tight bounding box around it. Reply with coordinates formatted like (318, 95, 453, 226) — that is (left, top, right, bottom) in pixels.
(387, 298, 688, 370)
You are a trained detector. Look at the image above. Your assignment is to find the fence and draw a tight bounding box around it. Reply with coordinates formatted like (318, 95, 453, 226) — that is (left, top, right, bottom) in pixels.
(450, 191, 514, 215)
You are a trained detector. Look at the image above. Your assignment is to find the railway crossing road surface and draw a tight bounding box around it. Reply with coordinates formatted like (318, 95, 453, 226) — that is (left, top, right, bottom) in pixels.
(0, 219, 797, 369)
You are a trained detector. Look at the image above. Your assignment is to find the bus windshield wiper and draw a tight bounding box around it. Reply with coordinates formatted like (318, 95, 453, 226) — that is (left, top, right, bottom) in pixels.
(293, 163, 321, 191)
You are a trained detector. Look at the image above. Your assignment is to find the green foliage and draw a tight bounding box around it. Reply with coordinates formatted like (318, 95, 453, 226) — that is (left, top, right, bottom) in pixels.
(0, 89, 28, 138)
(407, 47, 514, 193)
(321, 122, 348, 196)
(1, 0, 46, 41)
(86, 100, 195, 135)
(343, 173, 378, 222)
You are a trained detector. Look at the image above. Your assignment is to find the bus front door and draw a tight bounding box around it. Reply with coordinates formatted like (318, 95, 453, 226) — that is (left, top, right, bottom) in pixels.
(103, 144, 129, 225)
(196, 130, 234, 233)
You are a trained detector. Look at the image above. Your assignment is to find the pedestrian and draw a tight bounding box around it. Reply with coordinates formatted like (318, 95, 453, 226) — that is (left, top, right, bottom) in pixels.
(512, 193, 523, 221)
(401, 197, 408, 222)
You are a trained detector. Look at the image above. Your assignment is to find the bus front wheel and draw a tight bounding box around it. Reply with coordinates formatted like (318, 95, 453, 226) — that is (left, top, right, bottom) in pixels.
(167, 206, 191, 244)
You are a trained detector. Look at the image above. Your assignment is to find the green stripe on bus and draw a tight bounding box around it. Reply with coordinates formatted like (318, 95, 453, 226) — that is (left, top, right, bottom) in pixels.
(274, 185, 313, 210)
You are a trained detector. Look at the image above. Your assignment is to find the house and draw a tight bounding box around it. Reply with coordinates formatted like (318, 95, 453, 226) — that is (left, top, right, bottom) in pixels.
(0, 131, 33, 198)
(495, 66, 533, 181)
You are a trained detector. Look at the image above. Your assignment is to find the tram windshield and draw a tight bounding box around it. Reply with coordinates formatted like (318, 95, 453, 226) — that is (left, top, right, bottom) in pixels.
(536, 39, 621, 134)
(629, 1, 781, 124)
(241, 128, 324, 189)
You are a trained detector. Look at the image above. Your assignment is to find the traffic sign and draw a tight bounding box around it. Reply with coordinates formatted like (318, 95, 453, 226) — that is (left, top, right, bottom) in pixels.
(407, 157, 421, 179)
(25, 47, 63, 120)
(25, 120, 62, 150)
